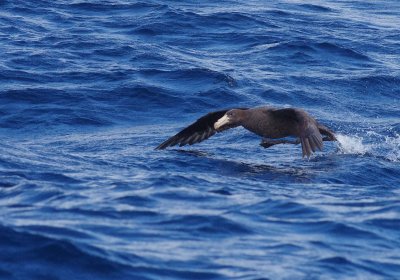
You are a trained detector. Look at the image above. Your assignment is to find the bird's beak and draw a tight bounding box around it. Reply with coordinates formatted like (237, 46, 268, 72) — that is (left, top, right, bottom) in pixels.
(214, 114, 230, 130)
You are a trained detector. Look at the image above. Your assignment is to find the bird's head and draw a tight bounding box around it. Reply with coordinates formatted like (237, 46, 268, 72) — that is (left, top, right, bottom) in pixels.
(214, 109, 245, 131)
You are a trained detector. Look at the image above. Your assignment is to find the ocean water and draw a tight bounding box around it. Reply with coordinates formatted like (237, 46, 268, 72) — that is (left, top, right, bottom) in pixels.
(1, 0, 400, 279)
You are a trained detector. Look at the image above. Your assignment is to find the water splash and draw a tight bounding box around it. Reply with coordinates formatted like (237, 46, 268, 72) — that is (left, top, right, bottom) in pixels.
(336, 133, 400, 162)
(385, 133, 400, 162)
(336, 134, 370, 155)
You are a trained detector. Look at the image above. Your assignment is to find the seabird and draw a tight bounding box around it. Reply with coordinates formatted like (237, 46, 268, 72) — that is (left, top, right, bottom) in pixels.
(156, 106, 337, 158)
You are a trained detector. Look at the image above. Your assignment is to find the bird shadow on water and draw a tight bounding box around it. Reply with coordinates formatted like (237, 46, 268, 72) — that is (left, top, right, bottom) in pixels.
(173, 149, 316, 183)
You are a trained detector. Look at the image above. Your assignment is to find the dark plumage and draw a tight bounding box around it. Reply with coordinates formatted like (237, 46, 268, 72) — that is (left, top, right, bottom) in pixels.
(156, 106, 337, 158)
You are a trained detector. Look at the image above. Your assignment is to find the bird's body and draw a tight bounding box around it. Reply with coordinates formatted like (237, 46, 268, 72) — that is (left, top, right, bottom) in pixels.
(240, 107, 298, 138)
(156, 106, 337, 158)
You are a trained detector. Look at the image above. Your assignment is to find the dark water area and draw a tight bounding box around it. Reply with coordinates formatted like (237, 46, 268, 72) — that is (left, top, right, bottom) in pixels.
(1, 0, 400, 279)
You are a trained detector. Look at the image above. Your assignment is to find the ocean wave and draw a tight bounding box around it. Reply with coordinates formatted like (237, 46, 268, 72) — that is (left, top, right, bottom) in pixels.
(69, 1, 168, 13)
(0, 225, 140, 280)
(298, 4, 334, 13)
(268, 41, 371, 62)
(155, 214, 252, 235)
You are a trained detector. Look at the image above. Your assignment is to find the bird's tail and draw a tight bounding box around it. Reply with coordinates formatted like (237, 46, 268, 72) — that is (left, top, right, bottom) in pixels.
(318, 124, 337, 141)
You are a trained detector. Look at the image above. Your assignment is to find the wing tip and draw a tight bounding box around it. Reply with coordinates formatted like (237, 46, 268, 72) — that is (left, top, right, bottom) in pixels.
(155, 137, 177, 150)
(155, 143, 168, 150)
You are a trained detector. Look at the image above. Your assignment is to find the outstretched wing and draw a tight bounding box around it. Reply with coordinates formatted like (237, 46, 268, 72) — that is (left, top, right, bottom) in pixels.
(156, 109, 234, 150)
(272, 108, 323, 158)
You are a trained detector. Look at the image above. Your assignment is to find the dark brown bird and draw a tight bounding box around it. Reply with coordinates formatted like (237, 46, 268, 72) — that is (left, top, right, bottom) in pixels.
(156, 106, 337, 158)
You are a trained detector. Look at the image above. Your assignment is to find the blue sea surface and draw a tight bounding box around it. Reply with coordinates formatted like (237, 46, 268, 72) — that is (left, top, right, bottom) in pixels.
(1, 0, 400, 279)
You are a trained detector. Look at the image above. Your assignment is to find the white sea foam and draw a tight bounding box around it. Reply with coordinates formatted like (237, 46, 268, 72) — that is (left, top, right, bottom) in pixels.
(385, 133, 400, 162)
(336, 132, 400, 162)
(336, 134, 370, 155)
